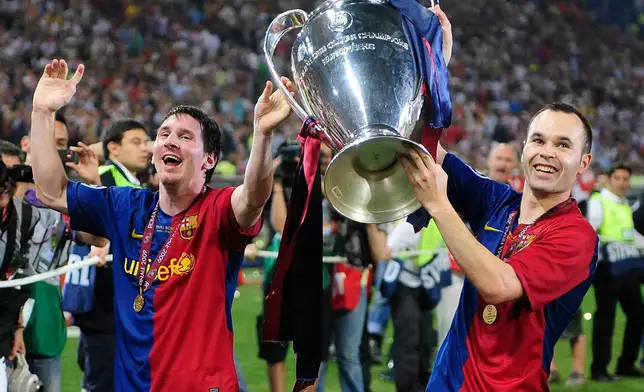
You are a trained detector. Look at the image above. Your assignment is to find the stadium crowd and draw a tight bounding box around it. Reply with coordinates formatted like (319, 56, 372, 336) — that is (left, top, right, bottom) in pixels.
(0, 0, 643, 392)
(0, 0, 642, 174)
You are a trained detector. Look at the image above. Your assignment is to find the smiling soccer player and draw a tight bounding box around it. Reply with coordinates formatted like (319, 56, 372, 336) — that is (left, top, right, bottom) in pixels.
(28, 58, 294, 392)
(400, 102, 599, 391)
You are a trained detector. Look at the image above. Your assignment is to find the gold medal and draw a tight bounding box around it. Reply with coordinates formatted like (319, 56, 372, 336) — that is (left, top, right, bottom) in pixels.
(133, 294, 145, 313)
(482, 304, 497, 325)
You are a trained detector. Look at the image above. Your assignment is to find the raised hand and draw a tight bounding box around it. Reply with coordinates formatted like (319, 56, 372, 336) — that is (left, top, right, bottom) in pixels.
(33, 59, 85, 113)
(254, 77, 295, 136)
(430, 5, 453, 66)
(398, 147, 450, 215)
(66, 142, 101, 186)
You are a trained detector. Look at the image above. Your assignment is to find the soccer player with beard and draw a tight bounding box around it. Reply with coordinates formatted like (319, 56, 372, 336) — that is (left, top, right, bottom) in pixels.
(399, 101, 599, 391)
(28, 59, 293, 392)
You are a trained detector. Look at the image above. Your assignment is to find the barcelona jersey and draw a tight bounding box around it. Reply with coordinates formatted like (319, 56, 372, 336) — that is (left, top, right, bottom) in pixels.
(427, 154, 598, 392)
(66, 182, 261, 391)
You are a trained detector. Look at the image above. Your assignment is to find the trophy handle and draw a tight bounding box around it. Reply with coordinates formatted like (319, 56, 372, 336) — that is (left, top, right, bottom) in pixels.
(263, 10, 313, 124)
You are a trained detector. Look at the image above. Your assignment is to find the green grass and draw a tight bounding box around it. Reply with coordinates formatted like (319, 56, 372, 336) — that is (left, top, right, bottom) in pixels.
(61, 284, 644, 391)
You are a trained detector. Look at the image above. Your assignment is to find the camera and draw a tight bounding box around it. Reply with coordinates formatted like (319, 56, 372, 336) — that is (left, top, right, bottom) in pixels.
(57, 148, 79, 165)
(7, 353, 42, 392)
(274, 140, 301, 188)
(0, 158, 33, 185)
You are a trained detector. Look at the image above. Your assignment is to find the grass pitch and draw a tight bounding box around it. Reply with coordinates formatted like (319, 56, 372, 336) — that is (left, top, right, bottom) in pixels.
(60, 283, 643, 391)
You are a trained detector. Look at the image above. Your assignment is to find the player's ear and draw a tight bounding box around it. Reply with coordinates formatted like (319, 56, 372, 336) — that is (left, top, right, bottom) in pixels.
(202, 154, 216, 171)
(107, 141, 120, 157)
(578, 153, 591, 175)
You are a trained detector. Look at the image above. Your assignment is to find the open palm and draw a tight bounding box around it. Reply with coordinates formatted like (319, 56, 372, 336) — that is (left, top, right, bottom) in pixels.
(254, 77, 295, 135)
(33, 59, 85, 113)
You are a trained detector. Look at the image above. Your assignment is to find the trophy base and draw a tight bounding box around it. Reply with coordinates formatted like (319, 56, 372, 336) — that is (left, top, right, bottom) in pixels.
(323, 132, 428, 224)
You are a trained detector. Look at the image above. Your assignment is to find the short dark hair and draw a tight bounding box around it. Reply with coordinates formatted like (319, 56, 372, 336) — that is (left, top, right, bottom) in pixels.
(530, 102, 593, 155)
(101, 119, 147, 161)
(607, 162, 632, 177)
(163, 105, 222, 183)
(0, 140, 22, 159)
(55, 111, 67, 126)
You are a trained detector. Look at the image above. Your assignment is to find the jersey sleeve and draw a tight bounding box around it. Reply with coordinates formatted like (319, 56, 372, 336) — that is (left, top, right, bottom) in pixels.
(443, 153, 513, 229)
(66, 181, 131, 239)
(215, 186, 263, 251)
(507, 219, 598, 310)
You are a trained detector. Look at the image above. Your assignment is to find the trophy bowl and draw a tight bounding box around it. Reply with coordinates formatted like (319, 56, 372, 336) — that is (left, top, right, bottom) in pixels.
(264, 0, 428, 223)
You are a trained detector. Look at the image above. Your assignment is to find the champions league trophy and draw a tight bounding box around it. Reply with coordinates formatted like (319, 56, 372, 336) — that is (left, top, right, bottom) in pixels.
(264, 0, 431, 224)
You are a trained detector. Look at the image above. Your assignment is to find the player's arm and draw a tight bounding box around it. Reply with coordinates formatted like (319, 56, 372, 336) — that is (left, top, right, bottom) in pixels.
(31, 108, 69, 214)
(438, 149, 511, 230)
(400, 148, 520, 304)
(232, 78, 294, 229)
(30, 60, 84, 215)
(430, 205, 523, 304)
(75, 232, 108, 247)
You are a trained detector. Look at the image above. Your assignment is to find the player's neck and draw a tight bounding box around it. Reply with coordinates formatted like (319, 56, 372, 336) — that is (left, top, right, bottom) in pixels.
(158, 182, 203, 216)
(519, 185, 571, 224)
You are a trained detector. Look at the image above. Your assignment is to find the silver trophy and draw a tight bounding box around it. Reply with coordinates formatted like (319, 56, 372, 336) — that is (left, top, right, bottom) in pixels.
(264, 0, 429, 224)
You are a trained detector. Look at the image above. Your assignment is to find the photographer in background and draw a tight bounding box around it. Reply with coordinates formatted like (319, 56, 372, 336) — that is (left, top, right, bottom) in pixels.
(266, 141, 384, 392)
(589, 163, 644, 381)
(0, 144, 102, 391)
(4, 111, 106, 392)
(256, 140, 301, 392)
(0, 145, 36, 392)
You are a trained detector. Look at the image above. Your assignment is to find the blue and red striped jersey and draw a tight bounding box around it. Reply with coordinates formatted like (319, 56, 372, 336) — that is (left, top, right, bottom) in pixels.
(67, 181, 261, 392)
(427, 154, 598, 392)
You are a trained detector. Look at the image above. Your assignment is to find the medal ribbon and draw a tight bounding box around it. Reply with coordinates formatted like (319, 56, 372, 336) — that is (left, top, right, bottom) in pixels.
(136, 188, 206, 299)
(497, 198, 574, 260)
(136, 203, 180, 296)
(483, 198, 574, 323)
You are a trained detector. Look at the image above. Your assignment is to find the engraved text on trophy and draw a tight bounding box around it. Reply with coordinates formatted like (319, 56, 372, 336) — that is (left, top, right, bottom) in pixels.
(299, 31, 410, 77)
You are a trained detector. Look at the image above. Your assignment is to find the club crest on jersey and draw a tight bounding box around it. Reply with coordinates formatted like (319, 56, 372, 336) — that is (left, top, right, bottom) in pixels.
(512, 233, 537, 254)
(179, 214, 198, 240)
(174, 252, 196, 276)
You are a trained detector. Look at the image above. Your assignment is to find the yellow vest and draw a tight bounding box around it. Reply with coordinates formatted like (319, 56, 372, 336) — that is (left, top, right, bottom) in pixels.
(591, 192, 635, 243)
(214, 161, 237, 177)
(98, 165, 141, 188)
(417, 220, 446, 266)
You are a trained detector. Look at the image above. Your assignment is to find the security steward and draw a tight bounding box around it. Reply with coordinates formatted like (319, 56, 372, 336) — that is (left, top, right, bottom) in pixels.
(588, 163, 644, 381)
(381, 219, 450, 392)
